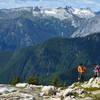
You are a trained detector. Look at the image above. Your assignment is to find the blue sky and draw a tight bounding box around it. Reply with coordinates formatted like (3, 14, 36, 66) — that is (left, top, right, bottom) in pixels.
(0, 0, 100, 11)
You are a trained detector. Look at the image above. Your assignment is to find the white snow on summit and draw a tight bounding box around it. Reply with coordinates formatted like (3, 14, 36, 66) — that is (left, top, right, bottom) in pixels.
(1, 6, 95, 20)
(44, 10, 57, 15)
(32, 6, 95, 19)
(32, 7, 73, 20)
(73, 8, 95, 18)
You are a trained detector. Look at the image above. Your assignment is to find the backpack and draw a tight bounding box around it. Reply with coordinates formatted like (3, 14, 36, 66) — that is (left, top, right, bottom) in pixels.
(94, 65, 100, 73)
(98, 66, 100, 72)
(78, 66, 87, 73)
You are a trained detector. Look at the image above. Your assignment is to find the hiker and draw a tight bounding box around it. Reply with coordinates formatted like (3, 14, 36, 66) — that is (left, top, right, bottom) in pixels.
(93, 64, 100, 78)
(77, 64, 87, 82)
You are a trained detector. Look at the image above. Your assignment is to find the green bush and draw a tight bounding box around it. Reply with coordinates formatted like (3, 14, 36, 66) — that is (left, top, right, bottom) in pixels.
(60, 82, 67, 88)
(10, 77, 21, 85)
(27, 76, 39, 85)
(50, 77, 59, 87)
(84, 87, 100, 91)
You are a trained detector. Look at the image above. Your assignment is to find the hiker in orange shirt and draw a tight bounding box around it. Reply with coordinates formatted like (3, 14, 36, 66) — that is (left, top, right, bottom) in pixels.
(77, 64, 87, 82)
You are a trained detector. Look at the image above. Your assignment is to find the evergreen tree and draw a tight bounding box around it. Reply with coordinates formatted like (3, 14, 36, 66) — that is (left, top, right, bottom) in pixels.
(27, 76, 39, 85)
(51, 77, 59, 87)
(10, 77, 21, 85)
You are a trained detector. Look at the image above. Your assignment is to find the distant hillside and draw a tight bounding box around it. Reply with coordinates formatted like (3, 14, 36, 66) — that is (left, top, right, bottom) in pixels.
(0, 33, 100, 84)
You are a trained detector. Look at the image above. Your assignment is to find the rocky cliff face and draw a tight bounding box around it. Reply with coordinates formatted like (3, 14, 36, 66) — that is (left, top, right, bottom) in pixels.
(0, 77, 100, 100)
(72, 15, 100, 37)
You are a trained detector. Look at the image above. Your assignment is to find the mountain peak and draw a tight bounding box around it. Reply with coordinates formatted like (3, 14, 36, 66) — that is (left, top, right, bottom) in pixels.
(31, 6, 96, 20)
(33, 6, 41, 12)
(72, 8, 95, 18)
(0, 6, 95, 20)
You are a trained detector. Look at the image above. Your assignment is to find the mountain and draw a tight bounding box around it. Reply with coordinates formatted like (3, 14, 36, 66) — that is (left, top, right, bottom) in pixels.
(0, 33, 100, 84)
(0, 6, 96, 50)
(72, 15, 100, 37)
(95, 11, 100, 15)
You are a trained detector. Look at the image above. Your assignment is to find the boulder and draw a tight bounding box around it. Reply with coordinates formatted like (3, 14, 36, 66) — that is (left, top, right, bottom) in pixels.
(62, 89, 76, 97)
(64, 96, 77, 100)
(56, 92, 63, 98)
(41, 86, 56, 95)
(75, 89, 87, 95)
(81, 77, 100, 88)
(57, 87, 63, 92)
(58, 88, 89, 98)
(1, 92, 36, 100)
(40, 92, 45, 96)
(68, 82, 80, 89)
(28, 84, 43, 89)
(16, 83, 29, 88)
(0, 87, 17, 94)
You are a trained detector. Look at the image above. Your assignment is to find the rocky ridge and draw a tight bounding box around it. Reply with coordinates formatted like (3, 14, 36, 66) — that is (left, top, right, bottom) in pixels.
(72, 15, 100, 37)
(0, 77, 100, 100)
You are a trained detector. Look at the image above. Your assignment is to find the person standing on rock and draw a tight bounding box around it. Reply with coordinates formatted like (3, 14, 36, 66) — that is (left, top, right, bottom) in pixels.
(77, 64, 87, 82)
(93, 64, 100, 78)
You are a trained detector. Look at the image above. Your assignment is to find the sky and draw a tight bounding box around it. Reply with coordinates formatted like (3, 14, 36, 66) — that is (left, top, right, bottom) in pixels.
(0, 0, 100, 11)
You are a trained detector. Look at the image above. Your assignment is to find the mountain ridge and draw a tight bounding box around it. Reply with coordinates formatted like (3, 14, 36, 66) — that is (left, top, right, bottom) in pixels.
(0, 6, 98, 50)
(0, 33, 100, 84)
